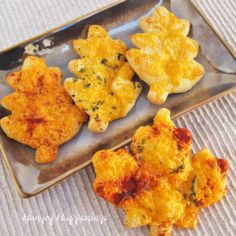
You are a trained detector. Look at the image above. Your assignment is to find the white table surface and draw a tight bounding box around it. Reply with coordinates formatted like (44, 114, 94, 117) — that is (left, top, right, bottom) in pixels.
(0, 0, 235, 236)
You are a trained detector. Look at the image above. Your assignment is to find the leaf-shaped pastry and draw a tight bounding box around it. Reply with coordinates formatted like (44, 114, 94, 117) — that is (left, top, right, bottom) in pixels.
(131, 108, 192, 181)
(0, 56, 86, 163)
(176, 149, 228, 228)
(126, 6, 204, 104)
(64, 25, 142, 132)
(92, 108, 228, 236)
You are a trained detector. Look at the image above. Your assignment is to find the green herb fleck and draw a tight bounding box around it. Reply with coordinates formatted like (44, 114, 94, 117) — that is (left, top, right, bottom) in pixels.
(101, 58, 108, 65)
(73, 77, 79, 82)
(101, 58, 119, 69)
(170, 163, 185, 174)
(83, 83, 91, 89)
(79, 66, 86, 73)
(96, 100, 104, 105)
(97, 75, 107, 85)
(137, 155, 143, 161)
(135, 83, 142, 89)
(117, 53, 123, 61)
(191, 175, 197, 199)
(95, 114, 101, 122)
(112, 64, 119, 69)
(97, 75, 103, 81)
(92, 105, 99, 112)
(111, 106, 117, 110)
(137, 145, 143, 153)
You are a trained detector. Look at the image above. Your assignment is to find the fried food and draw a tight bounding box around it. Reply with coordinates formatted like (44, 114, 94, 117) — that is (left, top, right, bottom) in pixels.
(0, 56, 86, 163)
(126, 6, 204, 104)
(64, 25, 142, 132)
(92, 108, 228, 236)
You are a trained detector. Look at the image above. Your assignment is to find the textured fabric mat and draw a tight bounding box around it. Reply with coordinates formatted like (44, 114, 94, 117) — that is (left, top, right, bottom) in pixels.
(195, 0, 236, 54)
(0, 0, 115, 50)
(0, 0, 235, 236)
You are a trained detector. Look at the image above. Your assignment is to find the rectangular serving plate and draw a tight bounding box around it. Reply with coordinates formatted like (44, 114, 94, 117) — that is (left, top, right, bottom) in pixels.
(0, 0, 235, 197)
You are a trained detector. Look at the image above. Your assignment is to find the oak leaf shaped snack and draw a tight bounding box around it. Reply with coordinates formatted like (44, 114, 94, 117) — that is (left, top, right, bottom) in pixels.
(92, 108, 228, 236)
(64, 25, 142, 132)
(0, 56, 86, 163)
(126, 6, 205, 104)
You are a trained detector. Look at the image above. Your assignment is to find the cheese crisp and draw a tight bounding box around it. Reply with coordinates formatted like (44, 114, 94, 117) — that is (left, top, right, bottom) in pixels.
(0, 56, 86, 163)
(126, 6, 204, 104)
(64, 25, 142, 132)
(92, 108, 228, 236)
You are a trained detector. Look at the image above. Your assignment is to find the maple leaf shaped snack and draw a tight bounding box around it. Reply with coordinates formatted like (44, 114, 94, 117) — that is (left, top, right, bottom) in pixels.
(92, 108, 228, 236)
(126, 6, 204, 104)
(131, 108, 192, 182)
(0, 56, 86, 163)
(64, 25, 142, 133)
(176, 148, 228, 229)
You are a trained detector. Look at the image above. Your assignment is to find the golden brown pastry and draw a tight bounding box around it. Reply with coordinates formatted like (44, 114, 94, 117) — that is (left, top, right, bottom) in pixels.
(64, 25, 142, 132)
(92, 108, 228, 236)
(126, 6, 204, 104)
(176, 148, 228, 228)
(0, 56, 86, 163)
